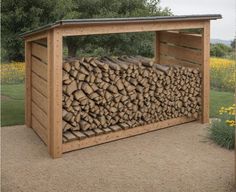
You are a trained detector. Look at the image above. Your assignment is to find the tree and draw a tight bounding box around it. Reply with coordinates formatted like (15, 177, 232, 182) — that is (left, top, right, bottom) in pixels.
(1, 0, 171, 61)
(210, 43, 232, 58)
(231, 38, 235, 49)
(1, 0, 57, 61)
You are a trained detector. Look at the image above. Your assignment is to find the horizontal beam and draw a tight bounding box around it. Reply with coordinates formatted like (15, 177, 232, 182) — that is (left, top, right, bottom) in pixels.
(62, 20, 205, 37)
(63, 116, 197, 153)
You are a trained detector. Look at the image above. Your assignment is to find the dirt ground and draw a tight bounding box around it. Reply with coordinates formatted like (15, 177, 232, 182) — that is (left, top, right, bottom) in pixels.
(1, 122, 235, 192)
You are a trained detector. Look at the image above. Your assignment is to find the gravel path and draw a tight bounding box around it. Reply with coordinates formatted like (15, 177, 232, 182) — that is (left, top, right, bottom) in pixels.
(1, 122, 235, 192)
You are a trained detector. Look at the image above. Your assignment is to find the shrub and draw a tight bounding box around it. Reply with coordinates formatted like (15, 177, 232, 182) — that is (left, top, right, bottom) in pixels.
(209, 104, 235, 149)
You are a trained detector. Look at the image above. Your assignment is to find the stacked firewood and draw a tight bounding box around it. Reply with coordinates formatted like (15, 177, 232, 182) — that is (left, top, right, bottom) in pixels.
(62, 56, 201, 132)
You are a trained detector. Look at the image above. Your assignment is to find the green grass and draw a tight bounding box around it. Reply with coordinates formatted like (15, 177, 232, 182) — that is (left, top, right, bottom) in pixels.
(210, 90, 234, 118)
(1, 84, 25, 126)
(0, 84, 235, 126)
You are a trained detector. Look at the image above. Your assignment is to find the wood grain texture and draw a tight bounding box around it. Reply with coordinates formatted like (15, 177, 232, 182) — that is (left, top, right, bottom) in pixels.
(160, 55, 201, 68)
(32, 116, 48, 144)
(32, 56, 48, 81)
(32, 42, 48, 63)
(160, 43, 202, 64)
(63, 116, 196, 153)
(48, 29, 63, 158)
(201, 21, 210, 123)
(154, 31, 160, 63)
(25, 41, 32, 128)
(160, 31, 202, 49)
(32, 72, 48, 97)
(32, 102, 48, 129)
(32, 87, 48, 113)
(62, 20, 204, 36)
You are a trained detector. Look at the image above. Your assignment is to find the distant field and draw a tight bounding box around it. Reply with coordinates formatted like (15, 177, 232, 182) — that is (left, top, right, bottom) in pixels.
(1, 84, 234, 126)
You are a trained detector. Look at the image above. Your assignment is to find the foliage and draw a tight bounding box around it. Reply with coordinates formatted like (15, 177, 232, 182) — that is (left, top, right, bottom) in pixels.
(1, 62, 25, 84)
(209, 104, 235, 149)
(1, 0, 171, 61)
(210, 43, 233, 58)
(210, 57, 235, 92)
(1, 0, 58, 61)
(231, 38, 235, 49)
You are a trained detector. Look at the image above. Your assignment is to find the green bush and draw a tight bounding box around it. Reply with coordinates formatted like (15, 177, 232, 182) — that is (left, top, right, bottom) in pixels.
(209, 105, 235, 149)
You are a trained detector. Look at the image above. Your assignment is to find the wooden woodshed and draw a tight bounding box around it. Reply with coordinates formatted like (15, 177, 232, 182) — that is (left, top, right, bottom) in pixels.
(21, 14, 222, 158)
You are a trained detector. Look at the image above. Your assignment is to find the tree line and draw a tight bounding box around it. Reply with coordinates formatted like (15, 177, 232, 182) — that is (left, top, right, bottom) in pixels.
(1, 0, 171, 62)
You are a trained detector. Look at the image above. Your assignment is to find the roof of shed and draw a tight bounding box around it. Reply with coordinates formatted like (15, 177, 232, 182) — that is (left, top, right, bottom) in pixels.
(20, 14, 222, 38)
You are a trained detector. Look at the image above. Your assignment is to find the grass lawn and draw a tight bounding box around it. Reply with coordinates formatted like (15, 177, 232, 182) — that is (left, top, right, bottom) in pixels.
(0, 84, 235, 126)
(1, 84, 25, 126)
(210, 90, 234, 118)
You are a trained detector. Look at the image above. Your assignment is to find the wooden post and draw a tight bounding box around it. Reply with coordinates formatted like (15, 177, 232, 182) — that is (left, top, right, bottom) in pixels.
(25, 41, 32, 128)
(154, 31, 160, 63)
(48, 29, 63, 158)
(201, 21, 210, 123)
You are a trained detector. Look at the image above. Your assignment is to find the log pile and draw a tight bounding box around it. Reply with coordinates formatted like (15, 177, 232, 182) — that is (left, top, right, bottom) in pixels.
(62, 56, 201, 133)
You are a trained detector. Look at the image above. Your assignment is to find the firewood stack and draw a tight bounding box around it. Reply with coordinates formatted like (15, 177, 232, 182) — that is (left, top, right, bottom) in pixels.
(62, 56, 201, 132)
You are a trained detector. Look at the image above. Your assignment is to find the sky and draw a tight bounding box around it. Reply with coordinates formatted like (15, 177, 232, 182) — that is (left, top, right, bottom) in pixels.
(160, 0, 235, 40)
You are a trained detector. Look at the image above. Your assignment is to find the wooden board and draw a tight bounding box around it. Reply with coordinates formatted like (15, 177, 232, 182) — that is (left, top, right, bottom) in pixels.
(32, 87, 48, 113)
(32, 42, 48, 63)
(32, 116, 48, 144)
(62, 20, 204, 37)
(201, 21, 210, 123)
(160, 43, 202, 64)
(48, 28, 63, 158)
(159, 31, 202, 49)
(62, 116, 196, 153)
(32, 56, 48, 81)
(160, 55, 201, 68)
(32, 102, 48, 129)
(25, 41, 32, 128)
(32, 72, 48, 97)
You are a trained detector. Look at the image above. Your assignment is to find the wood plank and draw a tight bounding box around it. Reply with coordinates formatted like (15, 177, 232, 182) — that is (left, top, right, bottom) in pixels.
(32, 42, 48, 63)
(201, 21, 210, 123)
(32, 116, 47, 144)
(160, 43, 202, 64)
(48, 29, 63, 158)
(25, 41, 32, 128)
(32, 87, 48, 113)
(160, 31, 202, 49)
(33, 38, 47, 47)
(25, 32, 47, 42)
(154, 31, 160, 63)
(160, 55, 201, 68)
(62, 20, 204, 37)
(32, 72, 48, 97)
(32, 56, 48, 81)
(62, 117, 197, 153)
(32, 102, 48, 129)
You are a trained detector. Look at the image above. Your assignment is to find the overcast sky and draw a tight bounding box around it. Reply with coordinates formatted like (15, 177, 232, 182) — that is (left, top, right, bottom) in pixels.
(160, 0, 235, 40)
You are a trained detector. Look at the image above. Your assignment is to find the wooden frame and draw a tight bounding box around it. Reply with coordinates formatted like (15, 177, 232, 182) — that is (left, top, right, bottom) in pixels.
(23, 16, 215, 158)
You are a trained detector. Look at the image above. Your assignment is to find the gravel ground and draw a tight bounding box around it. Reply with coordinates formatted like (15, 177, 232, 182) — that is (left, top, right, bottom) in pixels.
(1, 122, 235, 192)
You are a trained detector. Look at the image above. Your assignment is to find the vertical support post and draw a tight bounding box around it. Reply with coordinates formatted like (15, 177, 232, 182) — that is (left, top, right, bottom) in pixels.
(201, 21, 210, 123)
(48, 29, 63, 158)
(25, 41, 32, 128)
(154, 31, 160, 63)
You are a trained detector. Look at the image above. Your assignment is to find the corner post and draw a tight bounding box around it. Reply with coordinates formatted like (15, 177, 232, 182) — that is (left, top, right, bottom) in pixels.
(48, 28, 63, 158)
(201, 21, 210, 123)
(154, 31, 161, 63)
(25, 41, 32, 128)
